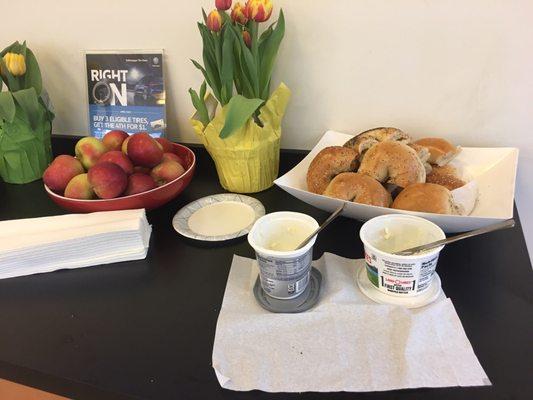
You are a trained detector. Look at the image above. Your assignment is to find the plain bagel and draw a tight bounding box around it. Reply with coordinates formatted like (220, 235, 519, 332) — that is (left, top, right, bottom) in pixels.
(358, 141, 426, 188)
(323, 172, 392, 207)
(391, 183, 459, 214)
(414, 137, 461, 166)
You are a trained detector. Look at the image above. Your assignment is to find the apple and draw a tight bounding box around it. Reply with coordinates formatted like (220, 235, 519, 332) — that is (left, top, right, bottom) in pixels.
(75, 137, 107, 169)
(161, 152, 186, 168)
(127, 132, 163, 168)
(121, 136, 131, 155)
(43, 155, 84, 193)
(155, 137, 173, 153)
(133, 166, 151, 174)
(151, 160, 185, 186)
(102, 130, 129, 151)
(125, 173, 157, 195)
(87, 162, 127, 199)
(64, 174, 95, 199)
(97, 151, 134, 175)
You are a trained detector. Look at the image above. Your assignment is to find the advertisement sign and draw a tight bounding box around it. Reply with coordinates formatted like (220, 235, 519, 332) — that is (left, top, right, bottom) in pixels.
(85, 51, 166, 138)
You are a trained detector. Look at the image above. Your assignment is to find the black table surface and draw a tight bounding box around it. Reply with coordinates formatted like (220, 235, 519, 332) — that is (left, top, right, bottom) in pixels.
(0, 137, 531, 400)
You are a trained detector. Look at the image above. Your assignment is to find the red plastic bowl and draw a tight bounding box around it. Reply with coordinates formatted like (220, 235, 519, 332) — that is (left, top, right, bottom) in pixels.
(45, 143, 196, 213)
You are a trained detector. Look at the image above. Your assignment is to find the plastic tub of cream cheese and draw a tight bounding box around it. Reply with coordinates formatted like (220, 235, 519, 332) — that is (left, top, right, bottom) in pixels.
(359, 214, 446, 297)
(248, 212, 319, 299)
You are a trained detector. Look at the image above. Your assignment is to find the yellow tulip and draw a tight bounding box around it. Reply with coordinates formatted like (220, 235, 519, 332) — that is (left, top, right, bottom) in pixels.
(207, 10, 223, 32)
(231, 2, 248, 25)
(245, 0, 273, 22)
(2, 52, 26, 76)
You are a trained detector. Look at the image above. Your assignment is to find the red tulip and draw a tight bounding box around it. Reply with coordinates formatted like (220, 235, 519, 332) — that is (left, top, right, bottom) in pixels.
(206, 10, 223, 32)
(242, 30, 252, 48)
(245, 0, 273, 22)
(216, 0, 232, 11)
(231, 2, 248, 25)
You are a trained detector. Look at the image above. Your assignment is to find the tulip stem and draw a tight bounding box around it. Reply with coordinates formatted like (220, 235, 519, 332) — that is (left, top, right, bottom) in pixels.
(250, 21, 260, 97)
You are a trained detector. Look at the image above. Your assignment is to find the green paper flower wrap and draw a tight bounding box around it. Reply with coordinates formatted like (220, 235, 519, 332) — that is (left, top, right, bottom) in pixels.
(0, 41, 54, 184)
(0, 101, 52, 184)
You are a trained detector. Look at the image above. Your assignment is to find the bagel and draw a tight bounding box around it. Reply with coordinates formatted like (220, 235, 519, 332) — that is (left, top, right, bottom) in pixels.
(414, 138, 461, 166)
(409, 143, 432, 174)
(306, 146, 358, 194)
(426, 165, 465, 190)
(358, 141, 426, 188)
(391, 183, 459, 214)
(344, 127, 411, 155)
(323, 172, 392, 207)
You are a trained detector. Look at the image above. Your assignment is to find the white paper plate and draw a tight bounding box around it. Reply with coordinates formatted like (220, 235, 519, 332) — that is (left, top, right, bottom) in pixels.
(173, 194, 265, 241)
(274, 130, 519, 232)
(356, 266, 443, 309)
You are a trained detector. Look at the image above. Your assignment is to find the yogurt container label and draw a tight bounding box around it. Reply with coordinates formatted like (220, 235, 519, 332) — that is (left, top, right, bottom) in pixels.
(365, 251, 440, 295)
(256, 249, 312, 299)
(248, 212, 319, 300)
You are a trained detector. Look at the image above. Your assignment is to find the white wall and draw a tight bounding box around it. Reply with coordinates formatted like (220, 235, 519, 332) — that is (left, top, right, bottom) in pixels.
(2, 0, 532, 259)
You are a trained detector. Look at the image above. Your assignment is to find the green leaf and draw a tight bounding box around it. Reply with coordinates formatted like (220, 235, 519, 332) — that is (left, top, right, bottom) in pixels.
(189, 87, 210, 126)
(259, 25, 274, 47)
(232, 37, 255, 98)
(219, 95, 263, 138)
(191, 57, 220, 102)
(199, 80, 207, 99)
(232, 24, 259, 97)
(0, 92, 15, 122)
(202, 8, 208, 24)
(12, 87, 41, 130)
(20, 41, 27, 58)
(0, 41, 22, 57)
(197, 23, 222, 102)
(22, 48, 42, 94)
(220, 24, 235, 105)
(259, 10, 285, 99)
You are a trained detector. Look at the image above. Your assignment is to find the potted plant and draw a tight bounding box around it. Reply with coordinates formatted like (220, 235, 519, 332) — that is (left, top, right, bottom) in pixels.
(189, 0, 290, 193)
(0, 41, 54, 184)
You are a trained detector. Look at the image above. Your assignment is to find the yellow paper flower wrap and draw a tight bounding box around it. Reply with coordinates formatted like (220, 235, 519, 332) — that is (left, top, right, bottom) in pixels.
(191, 83, 291, 193)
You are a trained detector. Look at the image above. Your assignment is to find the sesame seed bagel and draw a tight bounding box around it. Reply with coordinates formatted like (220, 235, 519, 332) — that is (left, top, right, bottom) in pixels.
(306, 146, 358, 194)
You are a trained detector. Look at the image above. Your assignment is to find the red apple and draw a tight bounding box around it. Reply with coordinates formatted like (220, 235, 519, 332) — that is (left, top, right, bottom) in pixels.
(151, 160, 185, 186)
(64, 174, 95, 199)
(161, 152, 186, 168)
(121, 136, 131, 155)
(87, 162, 127, 199)
(97, 151, 134, 175)
(155, 137, 173, 153)
(125, 173, 157, 195)
(43, 155, 84, 193)
(133, 166, 151, 174)
(74, 137, 107, 169)
(102, 130, 129, 151)
(127, 132, 163, 168)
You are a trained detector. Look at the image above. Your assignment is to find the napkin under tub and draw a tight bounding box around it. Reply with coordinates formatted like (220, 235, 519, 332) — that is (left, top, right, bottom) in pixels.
(212, 253, 490, 392)
(0, 209, 151, 280)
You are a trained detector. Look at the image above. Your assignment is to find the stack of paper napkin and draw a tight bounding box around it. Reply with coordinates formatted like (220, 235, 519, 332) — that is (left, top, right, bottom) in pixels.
(0, 209, 151, 280)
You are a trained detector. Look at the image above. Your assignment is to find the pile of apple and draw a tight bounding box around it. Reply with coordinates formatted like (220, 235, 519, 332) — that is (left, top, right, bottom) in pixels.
(43, 131, 187, 199)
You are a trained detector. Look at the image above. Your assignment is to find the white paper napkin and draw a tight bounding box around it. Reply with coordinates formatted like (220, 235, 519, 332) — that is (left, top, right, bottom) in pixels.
(0, 209, 151, 280)
(212, 253, 490, 392)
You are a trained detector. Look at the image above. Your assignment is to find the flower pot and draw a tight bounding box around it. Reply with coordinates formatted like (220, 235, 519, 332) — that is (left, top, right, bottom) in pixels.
(0, 102, 53, 184)
(191, 83, 290, 193)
